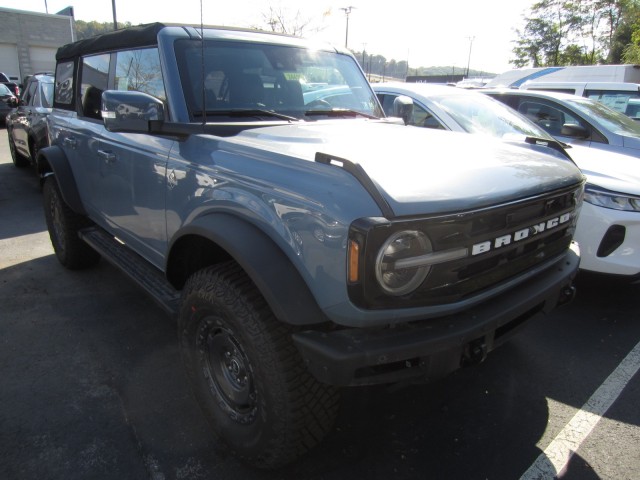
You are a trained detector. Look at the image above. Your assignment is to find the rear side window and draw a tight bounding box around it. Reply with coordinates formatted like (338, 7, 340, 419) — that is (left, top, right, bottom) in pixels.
(54, 61, 75, 109)
(80, 53, 110, 120)
(585, 89, 640, 114)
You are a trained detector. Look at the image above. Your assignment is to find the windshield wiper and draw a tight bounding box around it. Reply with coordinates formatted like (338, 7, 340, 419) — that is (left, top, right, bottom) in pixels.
(194, 109, 300, 122)
(524, 135, 573, 160)
(304, 108, 378, 120)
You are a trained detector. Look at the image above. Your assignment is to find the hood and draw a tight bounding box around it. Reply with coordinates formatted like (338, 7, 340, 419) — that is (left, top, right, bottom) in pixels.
(566, 144, 640, 195)
(229, 120, 584, 216)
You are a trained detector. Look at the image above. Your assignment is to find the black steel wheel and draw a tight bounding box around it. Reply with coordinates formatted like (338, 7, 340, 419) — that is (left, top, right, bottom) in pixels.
(43, 177, 100, 269)
(179, 262, 340, 469)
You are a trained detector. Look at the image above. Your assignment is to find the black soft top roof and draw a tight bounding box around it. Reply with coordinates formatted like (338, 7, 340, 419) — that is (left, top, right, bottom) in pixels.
(56, 23, 167, 61)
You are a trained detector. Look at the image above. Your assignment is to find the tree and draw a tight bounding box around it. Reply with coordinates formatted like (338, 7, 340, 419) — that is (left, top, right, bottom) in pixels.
(258, 6, 328, 37)
(615, 1, 640, 62)
(510, 0, 637, 67)
(75, 20, 132, 40)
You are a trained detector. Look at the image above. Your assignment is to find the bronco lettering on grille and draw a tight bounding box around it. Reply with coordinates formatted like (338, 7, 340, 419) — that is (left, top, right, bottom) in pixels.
(471, 212, 572, 256)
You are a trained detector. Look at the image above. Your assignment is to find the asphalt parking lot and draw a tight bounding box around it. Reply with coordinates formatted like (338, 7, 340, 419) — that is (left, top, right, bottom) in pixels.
(1, 127, 639, 480)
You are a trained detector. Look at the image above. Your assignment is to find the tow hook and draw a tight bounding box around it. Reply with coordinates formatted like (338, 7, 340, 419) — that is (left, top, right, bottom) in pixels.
(557, 285, 577, 307)
(464, 339, 488, 366)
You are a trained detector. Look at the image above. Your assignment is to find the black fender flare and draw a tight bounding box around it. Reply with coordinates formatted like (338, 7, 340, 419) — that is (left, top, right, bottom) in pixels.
(169, 213, 329, 326)
(38, 145, 87, 215)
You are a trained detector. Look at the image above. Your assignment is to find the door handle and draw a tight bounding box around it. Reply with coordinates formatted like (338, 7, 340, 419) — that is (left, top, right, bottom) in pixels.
(97, 149, 117, 163)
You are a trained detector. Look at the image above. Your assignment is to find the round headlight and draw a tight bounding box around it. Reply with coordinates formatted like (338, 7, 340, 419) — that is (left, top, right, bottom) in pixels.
(375, 230, 432, 296)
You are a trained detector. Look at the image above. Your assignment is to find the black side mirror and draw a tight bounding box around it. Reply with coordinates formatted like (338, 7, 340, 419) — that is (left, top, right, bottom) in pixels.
(102, 90, 165, 133)
(560, 123, 589, 139)
(392, 95, 414, 125)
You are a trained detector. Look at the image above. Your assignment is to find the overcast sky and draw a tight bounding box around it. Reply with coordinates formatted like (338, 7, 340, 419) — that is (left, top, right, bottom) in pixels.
(0, 0, 536, 74)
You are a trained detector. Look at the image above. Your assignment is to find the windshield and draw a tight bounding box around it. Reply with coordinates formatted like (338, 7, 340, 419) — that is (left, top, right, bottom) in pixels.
(175, 39, 382, 122)
(434, 93, 556, 141)
(566, 96, 640, 138)
(0, 83, 11, 95)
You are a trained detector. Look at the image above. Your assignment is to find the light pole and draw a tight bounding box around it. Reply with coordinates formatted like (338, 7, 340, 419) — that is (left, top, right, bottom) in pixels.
(362, 42, 367, 74)
(466, 36, 475, 78)
(340, 6, 356, 49)
(112, 0, 118, 30)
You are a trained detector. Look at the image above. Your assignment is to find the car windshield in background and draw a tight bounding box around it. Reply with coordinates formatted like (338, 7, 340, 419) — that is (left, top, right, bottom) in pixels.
(175, 39, 382, 121)
(567, 96, 640, 137)
(434, 93, 555, 141)
(0, 84, 11, 96)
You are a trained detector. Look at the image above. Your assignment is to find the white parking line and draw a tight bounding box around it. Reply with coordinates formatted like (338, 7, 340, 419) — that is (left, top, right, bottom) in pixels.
(521, 339, 640, 480)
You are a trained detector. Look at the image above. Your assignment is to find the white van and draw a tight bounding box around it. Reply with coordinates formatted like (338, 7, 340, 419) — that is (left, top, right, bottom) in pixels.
(519, 81, 640, 118)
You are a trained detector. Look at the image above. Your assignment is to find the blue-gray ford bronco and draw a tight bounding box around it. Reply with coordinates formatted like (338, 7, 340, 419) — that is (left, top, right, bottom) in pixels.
(40, 23, 585, 468)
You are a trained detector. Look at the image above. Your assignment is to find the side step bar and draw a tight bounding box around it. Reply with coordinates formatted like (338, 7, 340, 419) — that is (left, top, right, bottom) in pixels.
(79, 227, 181, 317)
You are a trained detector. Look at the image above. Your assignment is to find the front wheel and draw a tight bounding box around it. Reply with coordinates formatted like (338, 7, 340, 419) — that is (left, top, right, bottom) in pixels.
(179, 262, 340, 469)
(43, 177, 100, 269)
(8, 130, 29, 168)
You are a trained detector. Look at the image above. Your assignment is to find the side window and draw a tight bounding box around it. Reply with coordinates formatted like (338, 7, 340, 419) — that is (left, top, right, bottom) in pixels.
(54, 61, 75, 109)
(410, 103, 445, 129)
(516, 100, 578, 136)
(114, 48, 166, 101)
(41, 82, 54, 108)
(80, 53, 110, 120)
(585, 90, 639, 114)
(22, 80, 38, 106)
(31, 82, 41, 107)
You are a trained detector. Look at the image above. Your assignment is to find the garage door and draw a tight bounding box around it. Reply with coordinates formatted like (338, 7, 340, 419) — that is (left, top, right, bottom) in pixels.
(0, 43, 20, 80)
(29, 46, 57, 74)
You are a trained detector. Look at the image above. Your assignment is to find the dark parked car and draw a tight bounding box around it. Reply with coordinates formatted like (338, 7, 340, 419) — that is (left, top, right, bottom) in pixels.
(40, 23, 584, 467)
(0, 71, 21, 97)
(0, 83, 17, 125)
(6, 73, 54, 168)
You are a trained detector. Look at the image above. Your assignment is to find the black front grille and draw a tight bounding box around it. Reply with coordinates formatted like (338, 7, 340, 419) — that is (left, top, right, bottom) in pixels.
(351, 185, 582, 309)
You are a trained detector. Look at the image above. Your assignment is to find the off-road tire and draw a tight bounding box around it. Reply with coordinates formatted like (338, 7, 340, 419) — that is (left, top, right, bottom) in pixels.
(43, 177, 100, 269)
(179, 262, 340, 469)
(29, 137, 41, 166)
(8, 130, 29, 168)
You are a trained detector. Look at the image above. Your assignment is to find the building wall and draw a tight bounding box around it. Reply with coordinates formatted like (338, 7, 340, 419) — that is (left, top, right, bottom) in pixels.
(0, 7, 74, 84)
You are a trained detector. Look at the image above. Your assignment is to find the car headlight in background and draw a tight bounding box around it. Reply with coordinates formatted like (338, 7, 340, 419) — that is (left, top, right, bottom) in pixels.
(584, 184, 640, 212)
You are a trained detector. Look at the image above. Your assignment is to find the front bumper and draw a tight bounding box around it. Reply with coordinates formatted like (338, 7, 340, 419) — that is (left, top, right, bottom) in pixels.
(574, 201, 640, 276)
(293, 243, 579, 386)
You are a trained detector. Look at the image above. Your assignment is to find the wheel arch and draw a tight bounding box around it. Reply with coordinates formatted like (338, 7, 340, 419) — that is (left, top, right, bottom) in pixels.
(167, 213, 329, 326)
(37, 145, 87, 215)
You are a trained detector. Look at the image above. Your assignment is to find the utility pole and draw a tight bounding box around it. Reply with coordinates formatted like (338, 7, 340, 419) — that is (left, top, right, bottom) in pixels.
(362, 42, 367, 74)
(466, 36, 475, 78)
(112, 0, 118, 30)
(405, 49, 409, 80)
(340, 6, 356, 49)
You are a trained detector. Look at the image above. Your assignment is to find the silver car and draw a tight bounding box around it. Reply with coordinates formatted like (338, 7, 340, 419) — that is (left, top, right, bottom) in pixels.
(373, 82, 640, 278)
(482, 88, 640, 158)
(373, 82, 571, 157)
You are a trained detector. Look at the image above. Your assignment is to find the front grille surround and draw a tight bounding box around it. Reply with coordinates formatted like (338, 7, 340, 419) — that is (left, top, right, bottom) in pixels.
(348, 184, 583, 309)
